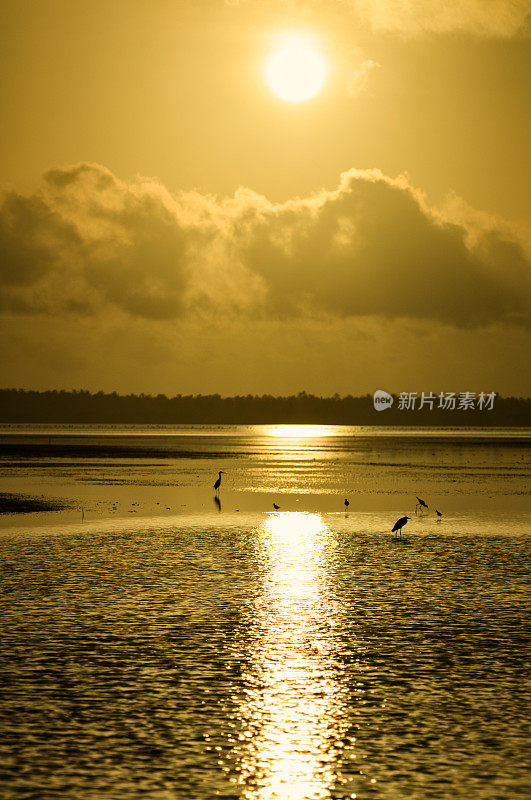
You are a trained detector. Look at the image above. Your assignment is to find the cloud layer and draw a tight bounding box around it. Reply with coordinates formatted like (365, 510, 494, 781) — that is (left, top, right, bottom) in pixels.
(231, 1, 530, 37)
(1, 162, 529, 329)
(348, 0, 530, 37)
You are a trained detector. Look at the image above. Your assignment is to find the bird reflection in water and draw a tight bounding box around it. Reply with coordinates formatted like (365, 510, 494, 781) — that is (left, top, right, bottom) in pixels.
(232, 513, 350, 800)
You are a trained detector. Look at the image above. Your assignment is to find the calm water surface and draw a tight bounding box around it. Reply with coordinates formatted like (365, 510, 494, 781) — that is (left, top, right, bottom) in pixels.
(0, 426, 529, 799)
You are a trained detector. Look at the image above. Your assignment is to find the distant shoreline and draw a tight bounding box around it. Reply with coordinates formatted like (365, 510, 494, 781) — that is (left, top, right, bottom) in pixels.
(1, 389, 530, 426)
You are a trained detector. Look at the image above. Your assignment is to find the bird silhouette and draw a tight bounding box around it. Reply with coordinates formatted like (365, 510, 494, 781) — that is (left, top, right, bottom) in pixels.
(435, 509, 443, 520)
(214, 471, 225, 494)
(344, 498, 350, 510)
(416, 496, 428, 513)
(273, 503, 280, 510)
(392, 515, 411, 537)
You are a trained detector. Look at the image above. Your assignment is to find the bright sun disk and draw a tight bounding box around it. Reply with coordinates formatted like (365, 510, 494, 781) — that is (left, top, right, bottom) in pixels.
(266, 35, 327, 103)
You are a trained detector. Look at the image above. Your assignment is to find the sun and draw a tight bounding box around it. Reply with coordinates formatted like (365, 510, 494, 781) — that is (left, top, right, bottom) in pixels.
(266, 34, 327, 103)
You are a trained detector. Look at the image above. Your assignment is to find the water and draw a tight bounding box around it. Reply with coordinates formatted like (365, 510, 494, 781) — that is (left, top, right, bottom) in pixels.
(0, 425, 529, 799)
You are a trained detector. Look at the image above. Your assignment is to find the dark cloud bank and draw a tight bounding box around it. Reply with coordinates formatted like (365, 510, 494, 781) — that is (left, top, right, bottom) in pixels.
(1, 162, 529, 329)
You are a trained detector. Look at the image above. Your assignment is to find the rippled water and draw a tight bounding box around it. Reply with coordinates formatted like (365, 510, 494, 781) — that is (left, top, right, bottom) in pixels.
(0, 426, 530, 798)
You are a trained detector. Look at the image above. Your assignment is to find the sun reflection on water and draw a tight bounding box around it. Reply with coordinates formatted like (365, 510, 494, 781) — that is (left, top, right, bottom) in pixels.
(262, 425, 340, 439)
(235, 512, 349, 800)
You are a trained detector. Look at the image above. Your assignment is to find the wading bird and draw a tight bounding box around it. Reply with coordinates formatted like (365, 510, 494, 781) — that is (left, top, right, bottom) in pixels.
(344, 498, 350, 510)
(214, 471, 225, 494)
(416, 496, 429, 513)
(273, 503, 280, 510)
(392, 516, 411, 537)
(435, 509, 443, 520)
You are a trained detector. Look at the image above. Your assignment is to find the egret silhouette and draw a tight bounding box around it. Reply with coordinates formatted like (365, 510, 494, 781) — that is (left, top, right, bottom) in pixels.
(273, 503, 280, 510)
(392, 515, 411, 537)
(416, 496, 428, 513)
(344, 498, 350, 510)
(213, 471, 225, 494)
(435, 509, 443, 520)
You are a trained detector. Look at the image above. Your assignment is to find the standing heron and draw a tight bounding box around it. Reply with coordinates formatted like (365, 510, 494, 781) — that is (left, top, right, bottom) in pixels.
(214, 471, 225, 494)
(344, 498, 350, 510)
(392, 516, 411, 537)
(435, 509, 443, 520)
(416, 496, 429, 513)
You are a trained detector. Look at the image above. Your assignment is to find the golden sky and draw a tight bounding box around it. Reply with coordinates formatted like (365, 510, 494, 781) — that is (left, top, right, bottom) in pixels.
(1, 0, 530, 396)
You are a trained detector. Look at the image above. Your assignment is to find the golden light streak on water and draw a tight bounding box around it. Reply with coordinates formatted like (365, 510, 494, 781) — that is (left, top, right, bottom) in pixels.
(235, 513, 349, 800)
(262, 425, 340, 439)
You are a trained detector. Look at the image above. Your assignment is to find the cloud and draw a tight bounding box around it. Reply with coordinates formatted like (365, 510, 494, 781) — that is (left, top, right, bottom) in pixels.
(234, 169, 531, 327)
(0, 162, 529, 329)
(349, 0, 531, 37)
(227, 1, 530, 38)
(346, 59, 380, 96)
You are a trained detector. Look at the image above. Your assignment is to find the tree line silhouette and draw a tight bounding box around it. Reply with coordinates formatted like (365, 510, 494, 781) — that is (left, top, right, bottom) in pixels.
(0, 389, 529, 426)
